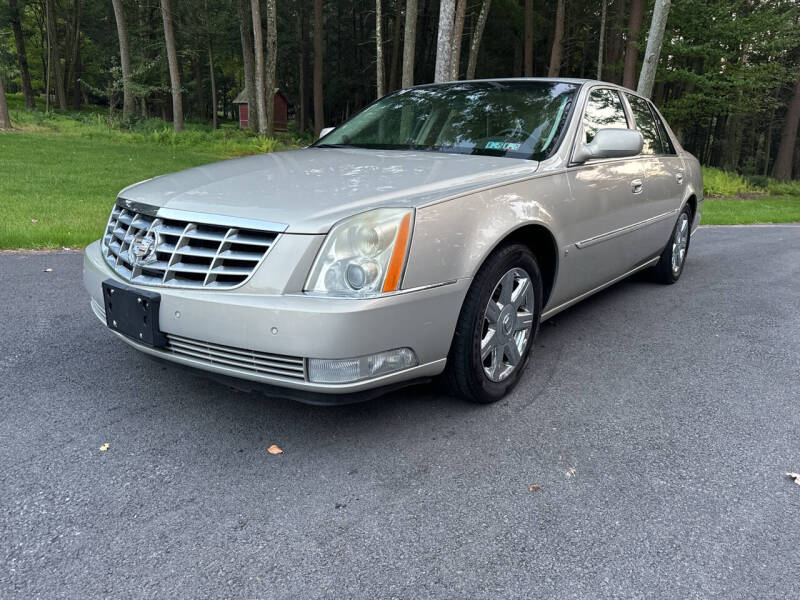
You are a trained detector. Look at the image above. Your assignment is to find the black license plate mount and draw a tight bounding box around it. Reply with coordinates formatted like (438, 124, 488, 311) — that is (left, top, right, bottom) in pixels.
(102, 279, 166, 348)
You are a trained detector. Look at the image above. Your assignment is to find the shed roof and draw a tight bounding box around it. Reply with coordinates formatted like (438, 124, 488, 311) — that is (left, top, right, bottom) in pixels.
(233, 88, 287, 104)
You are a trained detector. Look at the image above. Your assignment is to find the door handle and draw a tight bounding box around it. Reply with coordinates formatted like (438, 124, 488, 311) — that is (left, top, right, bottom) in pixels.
(676, 173, 684, 184)
(631, 179, 644, 194)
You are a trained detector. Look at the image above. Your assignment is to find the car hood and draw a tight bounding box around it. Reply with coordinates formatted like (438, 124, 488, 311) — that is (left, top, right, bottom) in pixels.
(118, 148, 539, 234)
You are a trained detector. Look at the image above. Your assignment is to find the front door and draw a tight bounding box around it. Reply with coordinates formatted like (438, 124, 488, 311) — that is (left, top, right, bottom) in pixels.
(557, 87, 646, 305)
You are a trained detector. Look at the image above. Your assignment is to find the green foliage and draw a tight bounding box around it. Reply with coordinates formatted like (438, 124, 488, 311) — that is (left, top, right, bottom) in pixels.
(659, 0, 800, 174)
(702, 167, 759, 197)
(0, 99, 305, 249)
(702, 166, 800, 197)
(252, 136, 279, 153)
(5, 95, 305, 156)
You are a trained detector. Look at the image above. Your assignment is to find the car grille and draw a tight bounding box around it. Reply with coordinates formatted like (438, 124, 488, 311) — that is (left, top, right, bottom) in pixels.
(165, 334, 306, 381)
(102, 204, 278, 289)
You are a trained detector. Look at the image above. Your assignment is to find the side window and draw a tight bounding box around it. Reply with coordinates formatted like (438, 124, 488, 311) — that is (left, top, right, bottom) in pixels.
(582, 88, 629, 144)
(650, 103, 676, 155)
(625, 93, 663, 155)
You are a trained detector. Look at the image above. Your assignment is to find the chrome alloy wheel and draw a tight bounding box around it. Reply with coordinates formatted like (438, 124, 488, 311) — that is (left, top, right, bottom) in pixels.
(481, 267, 536, 382)
(671, 212, 690, 275)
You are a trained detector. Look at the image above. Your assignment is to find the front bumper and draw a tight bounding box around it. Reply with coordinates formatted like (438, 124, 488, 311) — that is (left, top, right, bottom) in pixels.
(83, 241, 469, 395)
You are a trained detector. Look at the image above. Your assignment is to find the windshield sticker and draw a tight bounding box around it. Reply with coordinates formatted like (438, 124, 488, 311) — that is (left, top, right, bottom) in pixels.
(485, 141, 521, 151)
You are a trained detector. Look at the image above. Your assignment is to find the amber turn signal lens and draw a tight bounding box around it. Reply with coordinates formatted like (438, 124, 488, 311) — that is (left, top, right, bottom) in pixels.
(382, 213, 412, 293)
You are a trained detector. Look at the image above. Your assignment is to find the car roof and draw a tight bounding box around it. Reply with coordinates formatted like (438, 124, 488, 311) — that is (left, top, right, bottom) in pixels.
(410, 77, 639, 96)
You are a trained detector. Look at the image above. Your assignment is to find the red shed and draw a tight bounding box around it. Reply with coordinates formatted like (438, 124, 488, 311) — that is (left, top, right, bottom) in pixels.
(233, 88, 288, 131)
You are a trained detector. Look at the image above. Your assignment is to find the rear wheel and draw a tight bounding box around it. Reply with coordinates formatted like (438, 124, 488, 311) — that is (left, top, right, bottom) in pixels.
(652, 205, 692, 284)
(443, 244, 542, 403)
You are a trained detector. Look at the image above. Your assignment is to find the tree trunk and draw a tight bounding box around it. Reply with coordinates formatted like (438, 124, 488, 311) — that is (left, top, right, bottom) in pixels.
(313, 0, 324, 135)
(296, 5, 305, 131)
(401, 0, 417, 87)
(449, 0, 467, 79)
(65, 0, 81, 110)
(265, 0, 277, 134)
(0, 75, 12, 130)
(524, 0, 533, 76)
(722, 113, 743, 171)
(208, 42, 218, 129)
(772, 73, 800, 180)
(45, 0, 67, 109)
(597, 0, 607, 80)
(160, 0, 183, 132)
(389, 11, 402, 91)
(9, 0, 36, 109)
(237, 0, 258, 131)
(111, 0, 134, 120)
(636, 0, 670, 98)
(605, 0, 626, 83)
(203, 0, 217, 128)
(45, 22, 51, 113)
(251, 0, 267, 135)
(622, 0, 643, 89)
(547, 0, 565, 77)
(376, 0, 384, 96)
(193, 54, 206, 120)
(466, 0, 490, 80)
(434, 0, 455, 82)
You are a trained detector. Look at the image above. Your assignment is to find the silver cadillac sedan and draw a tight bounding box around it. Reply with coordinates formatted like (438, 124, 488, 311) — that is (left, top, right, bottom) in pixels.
(83, 78, 702, 404)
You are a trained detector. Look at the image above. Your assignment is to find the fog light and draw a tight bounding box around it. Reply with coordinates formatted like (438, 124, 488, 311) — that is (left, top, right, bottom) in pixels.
(307, 348, 418, 384)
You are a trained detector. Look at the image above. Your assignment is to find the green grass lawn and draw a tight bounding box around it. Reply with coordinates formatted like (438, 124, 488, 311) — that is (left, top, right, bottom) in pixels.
(0, 134, 231, 248)
(701, 196, 800, 225)
(1, 95, 309, 249)
(1, 96, 798, 249)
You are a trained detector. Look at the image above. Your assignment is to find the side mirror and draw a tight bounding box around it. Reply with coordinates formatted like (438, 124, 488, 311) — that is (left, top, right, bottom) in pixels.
(572, 128, 643, 164)
(318, 126, 334, 140)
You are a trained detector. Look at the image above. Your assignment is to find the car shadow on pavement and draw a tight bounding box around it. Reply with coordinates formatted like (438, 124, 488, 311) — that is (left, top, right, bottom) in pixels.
(105, 267, 662, 455)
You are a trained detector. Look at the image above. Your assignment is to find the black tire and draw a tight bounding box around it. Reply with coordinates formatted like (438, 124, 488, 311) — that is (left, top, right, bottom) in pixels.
(652, 204, 692, 285)
(443, 244, 543, 403)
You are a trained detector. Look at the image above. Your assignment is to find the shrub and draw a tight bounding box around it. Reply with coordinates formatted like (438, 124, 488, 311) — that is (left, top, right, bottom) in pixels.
(702, 167, 758, 197)
(252, 136, 278, 153)
(766, 179, 800, 197)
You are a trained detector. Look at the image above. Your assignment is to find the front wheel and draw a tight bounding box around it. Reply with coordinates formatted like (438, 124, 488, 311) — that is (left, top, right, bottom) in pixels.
(652, 205, 692, 284)
(443, 244, 542, 403)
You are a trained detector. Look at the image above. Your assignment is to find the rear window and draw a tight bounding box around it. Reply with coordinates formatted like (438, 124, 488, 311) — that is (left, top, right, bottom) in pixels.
(651, 105, 676, 154)
(625, 93, 663, 155)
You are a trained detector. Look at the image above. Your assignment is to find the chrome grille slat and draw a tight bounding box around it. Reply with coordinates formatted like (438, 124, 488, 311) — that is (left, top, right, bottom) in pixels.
(168, 334, 305, 366)
(164, 334, 306, 380)
(101, 203, 278, 289)
(167, 340, 304, 372)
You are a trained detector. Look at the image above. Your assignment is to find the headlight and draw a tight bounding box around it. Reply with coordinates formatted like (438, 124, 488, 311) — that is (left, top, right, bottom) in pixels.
(305, 208, 414, 297)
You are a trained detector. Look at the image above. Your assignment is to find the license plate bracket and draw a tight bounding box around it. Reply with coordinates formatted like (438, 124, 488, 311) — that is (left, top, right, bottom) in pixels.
(102, 279, 166, 347)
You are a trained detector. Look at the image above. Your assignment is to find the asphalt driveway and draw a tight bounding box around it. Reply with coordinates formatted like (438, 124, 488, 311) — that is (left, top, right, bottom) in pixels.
(2, 225, 799, 599)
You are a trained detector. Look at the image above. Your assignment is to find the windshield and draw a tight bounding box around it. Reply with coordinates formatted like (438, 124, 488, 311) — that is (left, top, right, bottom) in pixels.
(315, 81, 578, 160)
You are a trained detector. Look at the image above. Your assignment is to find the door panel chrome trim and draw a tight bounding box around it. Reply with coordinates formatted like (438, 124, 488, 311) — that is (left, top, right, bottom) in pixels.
(575, 208, 678, 249)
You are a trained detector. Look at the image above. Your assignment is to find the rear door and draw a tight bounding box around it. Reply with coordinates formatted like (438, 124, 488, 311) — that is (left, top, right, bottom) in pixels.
(623, 93, 685, 258)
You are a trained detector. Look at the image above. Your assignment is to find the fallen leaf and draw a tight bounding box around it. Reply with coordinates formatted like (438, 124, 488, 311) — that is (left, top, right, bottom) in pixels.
(30, 218, 38, 223)
(529, 484, 542, 492)
(267, 444, 283, 455)
(786, 472, 800, 486)
(99, 443, 110, 452)
(565, 466, 576, 478)
(43, 268, 53, 273)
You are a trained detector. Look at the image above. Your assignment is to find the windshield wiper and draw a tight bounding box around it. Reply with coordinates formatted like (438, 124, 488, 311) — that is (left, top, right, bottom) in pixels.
(314, 143, 360, 149)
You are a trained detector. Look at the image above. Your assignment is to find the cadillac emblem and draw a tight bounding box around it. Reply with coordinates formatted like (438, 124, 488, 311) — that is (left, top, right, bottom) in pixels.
(129, 230, 158, 267)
